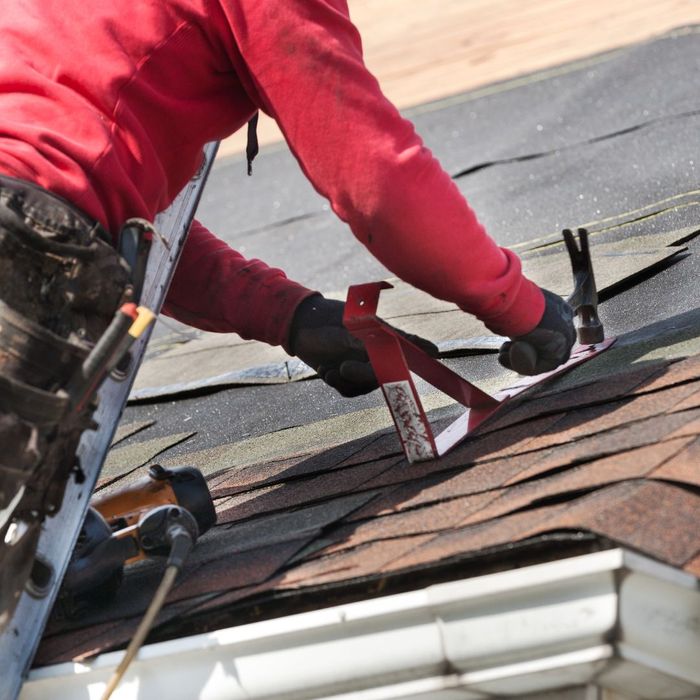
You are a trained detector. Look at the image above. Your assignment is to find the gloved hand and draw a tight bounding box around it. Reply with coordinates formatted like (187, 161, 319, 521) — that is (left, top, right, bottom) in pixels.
(288, 294, 438, 397)
(498, 289, 576, 375)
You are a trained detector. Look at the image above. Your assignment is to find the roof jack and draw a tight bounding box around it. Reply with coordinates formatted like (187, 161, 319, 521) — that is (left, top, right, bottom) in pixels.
(344, 228, 613, 463)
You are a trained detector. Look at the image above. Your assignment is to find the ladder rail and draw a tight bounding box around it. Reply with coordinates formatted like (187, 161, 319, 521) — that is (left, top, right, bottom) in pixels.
(0, 142, 220, 700)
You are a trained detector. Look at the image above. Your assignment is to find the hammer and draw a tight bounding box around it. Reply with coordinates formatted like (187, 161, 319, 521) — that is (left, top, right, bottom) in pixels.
(563, 227, 604, 345)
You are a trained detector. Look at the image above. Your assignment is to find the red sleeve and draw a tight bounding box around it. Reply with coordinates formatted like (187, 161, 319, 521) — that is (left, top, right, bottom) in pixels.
(220, 0, 544, 336)
(162, 219, 316, 346)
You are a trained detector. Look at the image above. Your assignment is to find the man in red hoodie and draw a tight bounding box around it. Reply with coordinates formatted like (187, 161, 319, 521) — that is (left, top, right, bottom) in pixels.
(0, 0, 574, 626)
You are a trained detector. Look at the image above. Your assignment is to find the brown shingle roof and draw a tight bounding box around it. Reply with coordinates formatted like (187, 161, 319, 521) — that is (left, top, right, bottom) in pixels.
(35, 352, 700, 667)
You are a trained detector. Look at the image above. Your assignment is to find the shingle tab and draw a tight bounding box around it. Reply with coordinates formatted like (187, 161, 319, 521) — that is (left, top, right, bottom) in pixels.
(651, 436, 700, 487)
(383, 481, 700, 573)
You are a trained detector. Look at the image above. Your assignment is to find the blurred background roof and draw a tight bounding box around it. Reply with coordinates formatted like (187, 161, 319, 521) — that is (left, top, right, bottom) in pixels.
(218, 0, 700, 157)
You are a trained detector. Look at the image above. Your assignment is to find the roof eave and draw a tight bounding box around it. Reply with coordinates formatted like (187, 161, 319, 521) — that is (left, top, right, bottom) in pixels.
(21, 548, 700, 700)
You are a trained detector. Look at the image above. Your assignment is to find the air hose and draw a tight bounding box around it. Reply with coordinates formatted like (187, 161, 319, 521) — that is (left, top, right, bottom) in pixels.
(100, 507, 197, 700)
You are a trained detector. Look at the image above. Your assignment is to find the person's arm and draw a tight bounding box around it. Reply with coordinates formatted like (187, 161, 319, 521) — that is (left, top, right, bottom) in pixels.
(162, 219, 315, 345)
(164, 220, 440, 395)
(220, 0, 544, 337)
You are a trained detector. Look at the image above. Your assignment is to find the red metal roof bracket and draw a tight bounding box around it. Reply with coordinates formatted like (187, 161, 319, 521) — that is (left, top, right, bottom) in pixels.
(344, 282, 615, 464)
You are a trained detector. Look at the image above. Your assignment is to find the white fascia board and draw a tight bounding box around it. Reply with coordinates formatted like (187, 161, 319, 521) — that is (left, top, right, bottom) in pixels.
(20, 549, 700, 700)
(434, 568, 618, 670)
(311, 675, 488, 700)
(596, 657, 700, 700)
(619, 571, 700, 685)
(462, 644, 614, 696)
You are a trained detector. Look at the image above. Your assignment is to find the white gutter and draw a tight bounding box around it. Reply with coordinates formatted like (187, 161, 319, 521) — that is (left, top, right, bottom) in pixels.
(20, 548, 700, 700)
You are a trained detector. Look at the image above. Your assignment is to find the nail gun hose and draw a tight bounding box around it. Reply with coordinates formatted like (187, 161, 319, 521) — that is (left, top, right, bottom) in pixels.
(100, 529, 193, 700)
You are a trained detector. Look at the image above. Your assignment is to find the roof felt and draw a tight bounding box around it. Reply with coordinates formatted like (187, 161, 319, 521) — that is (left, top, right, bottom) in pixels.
(34, 28, 700, 666)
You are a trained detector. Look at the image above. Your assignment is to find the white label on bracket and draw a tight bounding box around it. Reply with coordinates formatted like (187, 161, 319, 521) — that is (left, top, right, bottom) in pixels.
(383, 381, 436, 462)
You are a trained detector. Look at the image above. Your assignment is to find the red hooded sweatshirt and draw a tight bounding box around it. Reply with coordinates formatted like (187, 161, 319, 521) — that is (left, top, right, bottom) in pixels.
(0, 0, 544, 346)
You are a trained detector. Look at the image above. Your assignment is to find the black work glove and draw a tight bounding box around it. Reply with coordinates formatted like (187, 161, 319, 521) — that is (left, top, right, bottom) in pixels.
(288, 294, 438, 397)
(498, 289, 576, 375)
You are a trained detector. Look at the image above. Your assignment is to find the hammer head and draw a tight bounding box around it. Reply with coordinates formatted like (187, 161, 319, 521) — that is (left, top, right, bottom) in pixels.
(563, 228, 604, 345)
